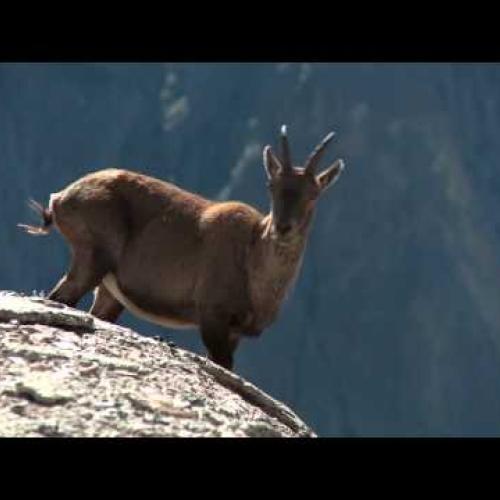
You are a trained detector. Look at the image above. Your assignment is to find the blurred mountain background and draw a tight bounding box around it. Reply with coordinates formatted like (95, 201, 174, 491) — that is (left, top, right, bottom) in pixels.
(2, 62, 500, 436)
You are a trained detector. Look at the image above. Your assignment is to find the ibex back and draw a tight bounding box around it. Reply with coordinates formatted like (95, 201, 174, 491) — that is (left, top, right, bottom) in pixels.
(19, 126, 345, 370)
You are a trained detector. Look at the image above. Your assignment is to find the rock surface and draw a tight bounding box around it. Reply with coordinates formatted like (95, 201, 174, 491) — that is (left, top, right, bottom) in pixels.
(0, 291, 315, 437)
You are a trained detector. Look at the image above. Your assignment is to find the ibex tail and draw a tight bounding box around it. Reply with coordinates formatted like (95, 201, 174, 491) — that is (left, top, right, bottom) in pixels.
(18, 198, 53, 236)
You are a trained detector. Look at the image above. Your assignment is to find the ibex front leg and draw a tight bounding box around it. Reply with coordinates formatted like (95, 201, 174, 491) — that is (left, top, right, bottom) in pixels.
(200, 319, 240, 371)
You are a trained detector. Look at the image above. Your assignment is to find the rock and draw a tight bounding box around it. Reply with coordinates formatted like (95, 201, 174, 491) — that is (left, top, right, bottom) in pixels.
(0, 291, 315, 437)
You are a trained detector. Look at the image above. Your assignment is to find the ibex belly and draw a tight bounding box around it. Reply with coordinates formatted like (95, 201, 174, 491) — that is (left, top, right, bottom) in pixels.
(102, 273, 197, 330)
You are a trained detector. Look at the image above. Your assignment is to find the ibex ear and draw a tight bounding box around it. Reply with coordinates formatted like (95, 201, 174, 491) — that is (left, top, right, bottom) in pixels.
(316, 159, 345, 192)
(263, 145, 282, 180)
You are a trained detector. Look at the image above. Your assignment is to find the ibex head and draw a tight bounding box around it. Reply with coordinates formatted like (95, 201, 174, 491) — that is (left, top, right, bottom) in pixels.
(263, 125, 345, 240)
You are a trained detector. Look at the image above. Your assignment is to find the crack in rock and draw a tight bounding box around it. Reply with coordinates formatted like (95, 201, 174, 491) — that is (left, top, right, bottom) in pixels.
(13, 374, 74, 406)
(0, 293, 95, 332)
(198, 360, 315, 437)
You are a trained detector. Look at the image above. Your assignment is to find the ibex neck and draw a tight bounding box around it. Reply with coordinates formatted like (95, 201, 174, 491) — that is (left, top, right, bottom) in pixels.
(259, 211, 312, 289)
(248, 212, 313, 330)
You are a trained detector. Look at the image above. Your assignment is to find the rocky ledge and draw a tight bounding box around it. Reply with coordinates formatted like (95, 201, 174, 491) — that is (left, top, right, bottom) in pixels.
(0, 291, 315, 437)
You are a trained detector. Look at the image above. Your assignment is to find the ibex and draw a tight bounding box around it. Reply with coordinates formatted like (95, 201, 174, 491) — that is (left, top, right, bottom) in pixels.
(19, 126, 345, 371)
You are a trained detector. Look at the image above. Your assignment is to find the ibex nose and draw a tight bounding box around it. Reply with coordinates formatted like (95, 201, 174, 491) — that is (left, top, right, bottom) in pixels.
(276, 223, 293, 235)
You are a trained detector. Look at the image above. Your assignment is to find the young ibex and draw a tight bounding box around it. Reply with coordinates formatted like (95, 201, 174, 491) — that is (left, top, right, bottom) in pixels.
(19, 126, 345, 370)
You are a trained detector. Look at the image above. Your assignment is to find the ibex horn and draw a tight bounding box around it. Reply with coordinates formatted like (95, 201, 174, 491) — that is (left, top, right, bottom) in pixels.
(280, 125, 292, 172)
(304, 131, 336, 174)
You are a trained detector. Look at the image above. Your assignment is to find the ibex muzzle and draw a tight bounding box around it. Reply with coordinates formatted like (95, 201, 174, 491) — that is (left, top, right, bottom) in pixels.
(19, 126, 345, 371)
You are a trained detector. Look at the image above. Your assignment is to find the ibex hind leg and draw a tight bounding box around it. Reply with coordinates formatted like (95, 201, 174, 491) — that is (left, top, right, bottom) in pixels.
(47, 195, 125, 309)
(48, 247, 110, 308)
(90, 283, 124, 323)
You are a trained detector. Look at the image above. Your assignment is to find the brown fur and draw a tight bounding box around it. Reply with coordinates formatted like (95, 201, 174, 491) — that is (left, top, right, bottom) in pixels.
(19, 127, 345, 370)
